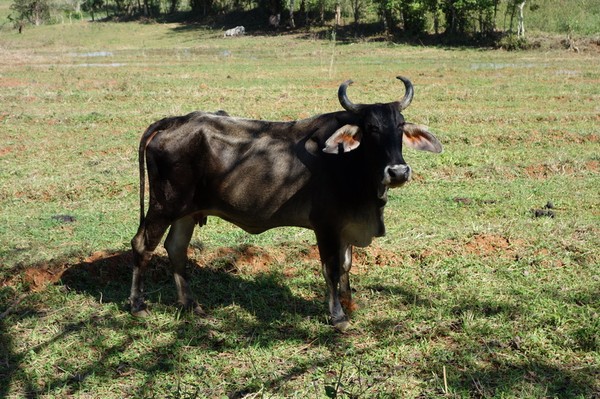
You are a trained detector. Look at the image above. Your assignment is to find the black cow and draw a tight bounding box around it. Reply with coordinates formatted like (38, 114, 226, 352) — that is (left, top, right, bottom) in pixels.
(130, 76, 442, 331)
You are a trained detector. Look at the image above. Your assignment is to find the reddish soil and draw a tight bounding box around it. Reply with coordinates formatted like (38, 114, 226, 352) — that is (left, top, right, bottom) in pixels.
(585, 160, 599, 172)
(0, 78, 28, 88)
(0, 145, 25, 157)
(461, 233, 524, 258)
(196, 245, 284, 274)
(7, 233, 525, 294)
(23, 265, 65, 292)
(194, 243, 402, 275)
(6, 242, 409, 294)
(81, 251, 133, 283)
(5, 251, 132, 293)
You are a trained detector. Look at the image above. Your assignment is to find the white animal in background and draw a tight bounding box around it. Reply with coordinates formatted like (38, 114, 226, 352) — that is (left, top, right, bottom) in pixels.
(224, 26, 245, 37)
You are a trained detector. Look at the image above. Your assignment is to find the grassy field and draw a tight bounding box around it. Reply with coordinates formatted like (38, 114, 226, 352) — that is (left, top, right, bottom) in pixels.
(1, 20, 599, 398)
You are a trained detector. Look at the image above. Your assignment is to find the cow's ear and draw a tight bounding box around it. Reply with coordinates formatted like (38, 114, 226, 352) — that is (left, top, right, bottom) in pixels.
(402, 123, 443, 153)
(323, 125, 362, 154)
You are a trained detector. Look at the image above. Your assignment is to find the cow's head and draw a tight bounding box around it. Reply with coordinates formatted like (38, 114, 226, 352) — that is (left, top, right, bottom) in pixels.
(324, 76, 442, 188)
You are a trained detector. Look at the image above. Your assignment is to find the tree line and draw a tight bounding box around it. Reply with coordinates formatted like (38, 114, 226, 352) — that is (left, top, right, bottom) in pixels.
(8, 0, 539, 39)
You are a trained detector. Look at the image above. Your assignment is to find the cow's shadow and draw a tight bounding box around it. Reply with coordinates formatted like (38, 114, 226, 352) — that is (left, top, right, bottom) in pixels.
(60, 246, 324, 336)
(1, 246, 332, 398)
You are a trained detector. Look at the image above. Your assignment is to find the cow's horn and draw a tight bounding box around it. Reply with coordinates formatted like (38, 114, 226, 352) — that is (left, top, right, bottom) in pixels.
(396, 76, 414, 111)
(338, 80, 363, 114)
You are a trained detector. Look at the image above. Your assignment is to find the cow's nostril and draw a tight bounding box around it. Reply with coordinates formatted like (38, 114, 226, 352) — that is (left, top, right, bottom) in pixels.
(388, 167, 400, 178)
(384, 165, 411, 185)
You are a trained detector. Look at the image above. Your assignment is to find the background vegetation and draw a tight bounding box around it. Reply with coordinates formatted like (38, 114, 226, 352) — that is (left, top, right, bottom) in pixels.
(0, 6, 599, 399)
(3, 0, 600, 44)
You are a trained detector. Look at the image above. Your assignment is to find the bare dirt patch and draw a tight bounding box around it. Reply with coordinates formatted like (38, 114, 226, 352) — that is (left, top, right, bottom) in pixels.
(0, 145, 26, 157)
(193, 243, 402, 275)
(5, 242, 409, 295)
(465, 234, 510, 255)
(462, 233, 524, 258)
(80, 250, 133, 283)
(353, 246, 403, 271)
(196, 244, 285, 274)
(1, 234, 527, 296)
(23, 264, 65, 292)
(584, 160, 599, 172)
(522, 159, 596, 179)
(0, 78, 29, 88)
(3, 251, 133, 293)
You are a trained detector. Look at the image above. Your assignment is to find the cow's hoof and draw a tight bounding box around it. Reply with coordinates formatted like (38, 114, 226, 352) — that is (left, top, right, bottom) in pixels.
(189, 303, 205, 316)
(180, 300, 205, 316)
(333, 318, 351, 332)
(131, 307, 150, 318)
(131, 300, 150, 317)
(192, 304, 205, 316)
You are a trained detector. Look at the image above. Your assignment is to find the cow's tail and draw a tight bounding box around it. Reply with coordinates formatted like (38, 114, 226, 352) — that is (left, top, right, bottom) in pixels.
(137, 120, 163, 225)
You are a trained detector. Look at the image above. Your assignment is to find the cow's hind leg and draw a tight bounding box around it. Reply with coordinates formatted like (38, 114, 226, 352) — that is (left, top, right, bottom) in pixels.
(130, 215, 170, 317)
(164, 215, 202, 315)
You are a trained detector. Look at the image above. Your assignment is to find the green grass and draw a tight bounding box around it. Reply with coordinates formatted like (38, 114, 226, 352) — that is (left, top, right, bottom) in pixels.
(1, 21, 599, 398)
(524, 0, 600, 35)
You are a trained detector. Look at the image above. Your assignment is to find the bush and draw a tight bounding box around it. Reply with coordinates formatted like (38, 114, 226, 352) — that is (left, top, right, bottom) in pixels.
(498, 33, 530, 50)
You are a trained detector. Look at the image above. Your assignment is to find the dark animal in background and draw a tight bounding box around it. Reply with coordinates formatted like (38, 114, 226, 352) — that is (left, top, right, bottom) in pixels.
(130, 76, 442, 331)
(269, 14, 281, 28)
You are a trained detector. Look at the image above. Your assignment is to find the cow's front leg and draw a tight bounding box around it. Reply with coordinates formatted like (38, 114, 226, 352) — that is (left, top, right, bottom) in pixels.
(339, 245, 358, 314)
(164, 215, 203, 315)
(316, 233, 350, 331)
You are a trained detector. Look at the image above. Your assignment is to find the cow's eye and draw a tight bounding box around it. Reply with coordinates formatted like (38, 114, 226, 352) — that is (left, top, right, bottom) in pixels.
(368, 124, 380, 133)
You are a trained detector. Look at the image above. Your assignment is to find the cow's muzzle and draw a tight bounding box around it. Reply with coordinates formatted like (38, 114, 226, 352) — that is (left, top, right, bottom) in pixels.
(383, 164, 411, 187)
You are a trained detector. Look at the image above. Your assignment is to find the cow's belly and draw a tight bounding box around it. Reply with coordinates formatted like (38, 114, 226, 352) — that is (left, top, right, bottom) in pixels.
(207, 205, 313, 234)
(202, 186, 314, 234)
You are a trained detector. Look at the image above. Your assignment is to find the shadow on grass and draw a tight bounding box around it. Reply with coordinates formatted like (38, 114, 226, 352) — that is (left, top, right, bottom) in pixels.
(144, 8, 505, 49)
(57, 246, 324, 326)
(364, 282, 599, 398)
(0, 246, 334, 397)
(2, 248, 598, 397)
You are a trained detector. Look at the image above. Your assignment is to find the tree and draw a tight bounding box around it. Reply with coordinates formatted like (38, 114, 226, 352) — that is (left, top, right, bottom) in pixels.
(190, 0, 213, 15)
(10, 0, 50, 25)
(441, 0, 503, 36)
(258, 0, 284, 17)
(289, 0, 295, 27)
(375, 0, 395, 33)
(516, 0, 525, 36)
(426, 0, 442, 34)
(81, 0, 103, 20)
(168, 0, 179, 13)
(399, 0, 428, 34)
(349, 0, 365, 26)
